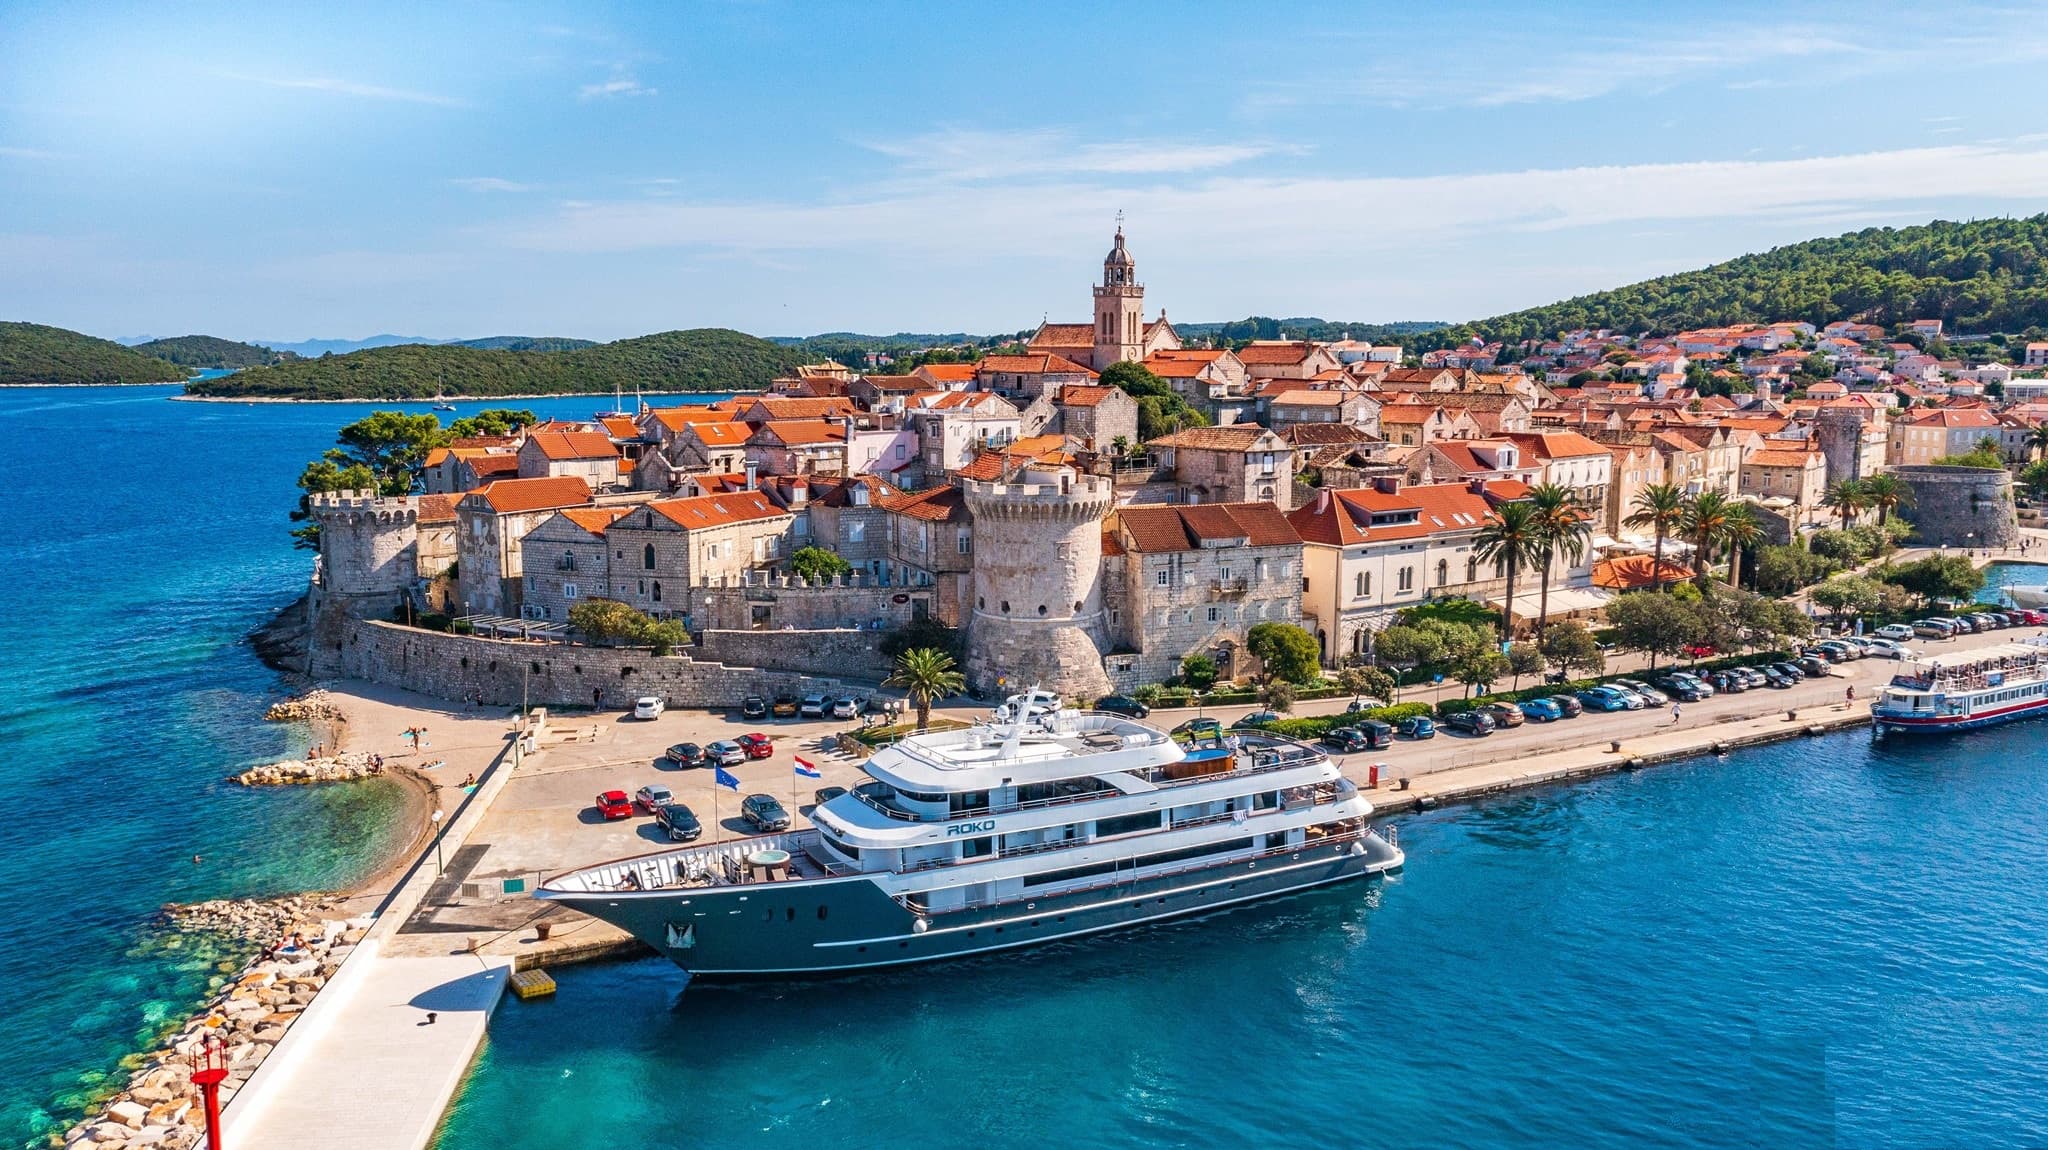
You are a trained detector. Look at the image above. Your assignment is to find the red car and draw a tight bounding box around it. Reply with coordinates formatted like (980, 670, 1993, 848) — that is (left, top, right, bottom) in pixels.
(736, 732, 774, 759)
(594, 790, 633, 821)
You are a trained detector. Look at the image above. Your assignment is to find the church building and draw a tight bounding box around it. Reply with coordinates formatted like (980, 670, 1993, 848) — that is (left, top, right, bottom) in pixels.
(1026, 223, 1182, 371)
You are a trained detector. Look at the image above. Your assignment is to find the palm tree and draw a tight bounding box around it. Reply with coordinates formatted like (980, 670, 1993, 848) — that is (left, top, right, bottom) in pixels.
(885, 647, 965, 731)
(1527, 484, 1592, 638)
(1822, 479, 1868, 531)
(2028, 422, 2048, 461)
(1474, 500, 1543, 640)
(1625, 483, 1687, 592)
(1719, 503, 1766, 588)
(1859, 473, 1910, 526)
(1681, 491, 1735, 586)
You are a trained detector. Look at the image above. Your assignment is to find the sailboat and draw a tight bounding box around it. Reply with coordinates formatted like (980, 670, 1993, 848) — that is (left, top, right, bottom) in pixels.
(432, 374, 456, 411)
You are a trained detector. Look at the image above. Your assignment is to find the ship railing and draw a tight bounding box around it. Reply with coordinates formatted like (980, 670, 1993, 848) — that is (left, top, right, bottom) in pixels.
(542, 829, 852, 893)
(899, 822, 1394, 916)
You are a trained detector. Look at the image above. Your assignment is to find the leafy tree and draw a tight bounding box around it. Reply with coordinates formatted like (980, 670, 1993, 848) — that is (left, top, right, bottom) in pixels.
(448, 408, 537, 437)
(1859, 474, 1909, 527)
(1255, 679, 1298, 713)
(1625, 484, 1688, 591)
(1474, 500, 1544, 637)
(880, 617, 961, 660)
(1539, 621, 1605, 679)
(1934, 447, 2005, 469)
(1335, 663, 1396, 702)
(1879, 555, 1985, 605)
(1245, 622, 1322, 685)
(1505, 642, 1545, 688)
(886, 648, 966, 730)
(1754, 543, 1837, 595)
(1810, 574, 1884, 621)
(1527, 484, 1592, 636)
(645, 619, 689, 657)
(2020, 458, 2048, 500)
(788, 546, 854, 582)
(316, 411, 450, 496)
(1104, 361, 1210, 440)
(1178, 653, 1219, 690)
(1604, 591, 1703, 669)
(0, 321, 195, 385)
(1822, 480, 1868, 530)
(1453, 649, 1511, 698)
(569, 598, 656, 644)
(1395, 599, 1499, 629)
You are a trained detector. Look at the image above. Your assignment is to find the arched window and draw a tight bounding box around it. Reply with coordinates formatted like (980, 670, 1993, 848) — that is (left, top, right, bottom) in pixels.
(643, 543, 656, 570)
(652, 581, 662, 602)
(1437, 558, 1449, 586)
(1466, 556, 1479, 582)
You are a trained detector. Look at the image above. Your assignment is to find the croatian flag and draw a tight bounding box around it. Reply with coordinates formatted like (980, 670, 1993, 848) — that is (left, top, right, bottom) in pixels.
(714, 766, 741, 791)
(793, 756, 823, 779)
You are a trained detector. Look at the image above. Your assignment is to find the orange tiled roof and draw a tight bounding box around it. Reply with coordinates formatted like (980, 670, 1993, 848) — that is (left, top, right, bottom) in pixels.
(1058, 385, 1120, 407)
(469, 476, 593, 514)
(525, 429, 619, 461)
(1117, 502, 1301, 553)
(744, 396, 856, 421)
(1029, 323, 1095, 348)
(915, 363, 979, 383)
(754, 419, 847, 446)
(978, 353, 1097, 376)
(1286, 480, 1524, 546)
(416, 493, 458, 525)
(645, 491, 787, 530)
(686, 422, 753, 447)
(1234, 341, 1314, 365)
(558, 506, 634, 535)
(1146, 425, 1282, 451)
(879, 484, 966, 523)
(599, 416, 640, 439)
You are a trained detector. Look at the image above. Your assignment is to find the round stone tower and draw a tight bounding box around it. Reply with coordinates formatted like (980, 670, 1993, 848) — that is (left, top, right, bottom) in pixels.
(1895, 465, 2018, 548)
(305, 489, 421, 673)
(961, 464, 1115, 702)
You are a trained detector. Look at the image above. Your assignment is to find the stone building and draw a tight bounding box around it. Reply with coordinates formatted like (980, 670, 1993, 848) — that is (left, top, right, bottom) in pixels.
(906, 392, 1022, 474)
(1815, 398, 1890, 483)
(516, 429, 623, 488)
(454, 476, 597, 617)
(799, 475, 900, 582)
(878, 484, 975, 624)
(1054, 384, 1139, 453)
(1025, 224, 1181, 371)
(519, 506, 634, 622)
(1738, 441, 1829, 525)
(422, 439, 520, 494)
(974, 353, 1098, 402)
(1265, 389, 1381, 436)
(960, 464, 1115, 700)
(1103, 502, 1305, 686)
(1145, 425, 1297, 509)
(1896, 465, 2018, 548)
(604, 491, 794, 621)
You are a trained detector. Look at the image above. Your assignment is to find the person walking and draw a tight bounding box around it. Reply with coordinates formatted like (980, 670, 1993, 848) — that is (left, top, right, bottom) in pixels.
(1671, 702, 1682, 725)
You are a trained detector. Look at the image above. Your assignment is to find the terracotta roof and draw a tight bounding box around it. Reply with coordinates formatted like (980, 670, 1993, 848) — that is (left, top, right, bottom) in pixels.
(1281, 424, 1380, 446)
(1746, 447, 1822, 468)
(1502, 431, 1608, 460)
(915, 363, 979, 383)
(1378, 405, 1443, 424)
(1234, 341, 1315, 366)
(753, 420, 848, 446)
(879, 484, 966, 523)
(1030, 323, 1096, 348)
(416, 494, 458, 525)
(599, 416, 641, 439)
(1286, 480, 1524, 546)
(467, 476, 593, 514)
(558, 506, 634, 536)
(1100, 530, 1126, 558)
(1058, 385, 1120, 407)
(1146, 425, 1283, 451)
(1592, 555, 1693, 589)
(469, 455, 522, 477)
(805, 475, 902, 507)
(1117, 502, 1301, 553)
(978, 354, 1097, 376)
(744, 396, 856, 421)
(647, 405, 738, 432)
(1269, 390, 1353, 407)
(525, 429, 619, 461)
(857, 374, 921, 390)
(1902, 407, 1998, 428)
(645, 491, 788, 530)
(685, 422, 753, 447)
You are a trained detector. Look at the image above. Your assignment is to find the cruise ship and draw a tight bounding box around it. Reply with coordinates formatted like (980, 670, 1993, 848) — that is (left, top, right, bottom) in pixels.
(1872, 637, 2048, 733)
(537, 706, 1404, 976)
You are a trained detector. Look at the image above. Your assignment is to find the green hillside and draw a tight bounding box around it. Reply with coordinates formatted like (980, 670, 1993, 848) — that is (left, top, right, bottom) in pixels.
(0, 322, 194, 385)
(1432, 215, 2048, 347)
(133, 334, 294, 369)
(183, 328, 808, 399)
(446, 336, 597, 352)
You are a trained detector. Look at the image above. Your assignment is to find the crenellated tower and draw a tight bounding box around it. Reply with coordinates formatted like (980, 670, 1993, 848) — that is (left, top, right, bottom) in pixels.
(304, 489, 423, 673)
(961, 465, 1115, 701)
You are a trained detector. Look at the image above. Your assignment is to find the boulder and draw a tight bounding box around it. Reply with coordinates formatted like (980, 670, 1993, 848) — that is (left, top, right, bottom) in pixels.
(106, 1101, 148, 1128)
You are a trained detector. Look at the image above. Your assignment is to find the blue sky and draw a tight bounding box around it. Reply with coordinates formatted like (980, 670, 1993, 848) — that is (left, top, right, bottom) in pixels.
(5, 0, 2048, 343)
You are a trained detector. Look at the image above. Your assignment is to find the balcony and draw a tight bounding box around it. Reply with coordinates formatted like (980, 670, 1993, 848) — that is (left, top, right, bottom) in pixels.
(1208, 577, 1249, 598)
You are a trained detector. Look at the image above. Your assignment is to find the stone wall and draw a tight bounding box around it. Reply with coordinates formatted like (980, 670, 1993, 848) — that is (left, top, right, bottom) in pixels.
(334, 618, 846, 708)
(684, 573, 932, 632)
(694, 627, 892, 681)
(1895, 465, 2018, 548)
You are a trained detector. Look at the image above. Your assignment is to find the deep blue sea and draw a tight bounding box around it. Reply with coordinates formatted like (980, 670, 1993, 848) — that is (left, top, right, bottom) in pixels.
(0, 386, 728, 1146)
(436, 727, 2048, 1150)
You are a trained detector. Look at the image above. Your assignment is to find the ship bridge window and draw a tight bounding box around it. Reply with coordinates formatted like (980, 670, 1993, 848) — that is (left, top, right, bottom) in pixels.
(819, 828, 861, 860)
(949, 790, 991, 815)
(962, 836, 994, 859)
(1094, 810, 1164, 838)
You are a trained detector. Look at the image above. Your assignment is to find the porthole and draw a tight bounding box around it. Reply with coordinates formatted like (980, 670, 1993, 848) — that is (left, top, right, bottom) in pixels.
(762, 908, 773, 922)
(817, 906, 828, 921)
(785, 907, 796, 922)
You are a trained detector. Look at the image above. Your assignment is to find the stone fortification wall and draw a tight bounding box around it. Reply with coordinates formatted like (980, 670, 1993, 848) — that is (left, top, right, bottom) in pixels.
(1895, 465, 2017, 548)
(334, 619, 844, 709)
(308, 490, 420, 599)
(962, 472, 1114, 701)
(685, 572, 933, 632)
(694, 627, 892, 681)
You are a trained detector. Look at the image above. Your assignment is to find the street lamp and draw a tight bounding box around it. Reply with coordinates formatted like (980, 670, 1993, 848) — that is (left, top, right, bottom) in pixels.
(430, 809, 446, 875)
(189, 1033, 228, 1150)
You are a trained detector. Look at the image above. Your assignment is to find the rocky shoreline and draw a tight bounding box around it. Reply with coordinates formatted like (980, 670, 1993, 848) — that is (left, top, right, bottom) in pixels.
(55, 897, 370, 1150)
(230, 752, 386, 786)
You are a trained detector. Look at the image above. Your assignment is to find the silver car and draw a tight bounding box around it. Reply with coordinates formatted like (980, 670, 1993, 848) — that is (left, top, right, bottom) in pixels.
(1613, 679, 1669, 706)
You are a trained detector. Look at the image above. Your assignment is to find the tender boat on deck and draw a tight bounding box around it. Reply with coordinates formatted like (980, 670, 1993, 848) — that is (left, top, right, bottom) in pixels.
(1872, 637, 2048, 733)
(536, 709, 1403, 977)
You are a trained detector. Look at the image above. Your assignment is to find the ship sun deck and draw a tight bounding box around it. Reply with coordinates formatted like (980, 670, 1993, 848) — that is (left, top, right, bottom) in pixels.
(543, 829, 844, 895)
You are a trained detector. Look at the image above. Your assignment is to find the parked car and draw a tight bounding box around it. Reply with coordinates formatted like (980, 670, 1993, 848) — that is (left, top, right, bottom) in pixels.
(1547, 694, 1584, 718)
(1967, 612, 2002, 630)
(772, 694, 799, 717)
(1443, 710, 1497, 736)
(1944, 615, 1978, 634)
(1613, 679, 1670, 706)
(1813, 641, 1860, 661)
(830, 696, 863, 720)
(1912, 619, 1957, 639)
(1874, 623, 1916, 641)
(2016, 609, 2048, 625)
(654, 802, 702, 842)
(736, 732, 774, 759)
(1518, 696, 1564, 722)
(799, 693, 828, 718)
(1352, 719, 1396, 747)
(632, 696, 664, 720)
(594, 790, 633, 821)
(1734, 667, 1769, 689)
(740, 694, 769, 720)
(1321, 727, 1374, 753)
(1476, 701, 1525, 728)
(1706, 670, 1749, 694)
(812, 786, 848, 806)
(1861, 638, 1909, 659)
(1231, 711, 1282, 730)
(1795, 656, 1834, 677)
(1758, 666, 1794, 689)
(664, 742, 705, 768)
(1605, 685, 1649, 708)
(1344, 696, 1390, 714)
(1652, 673, 1709, 702)
(1770, 661, 1807, 681)
(633, 784, 674, 812)
(1576, 686, 1636, 712)
(706, 740, 747, 766)
(1094, 694, 1151, 718)
(1397, 715, 1437, 739)
(740, 793, 791, 832)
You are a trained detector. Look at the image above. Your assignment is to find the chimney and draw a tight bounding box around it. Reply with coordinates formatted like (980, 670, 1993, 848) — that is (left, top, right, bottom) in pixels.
(844, 415, 856, 443)
(1313, 488, 1333, 513)
(1468, 477, 1488, 494)
(744, 460, 758, 491)
(1373, 474, 1401, 495)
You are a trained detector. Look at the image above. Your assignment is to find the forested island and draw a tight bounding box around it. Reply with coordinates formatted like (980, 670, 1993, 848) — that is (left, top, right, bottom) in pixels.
(132, 335, 296, 369)
(0, 322, 193, 385)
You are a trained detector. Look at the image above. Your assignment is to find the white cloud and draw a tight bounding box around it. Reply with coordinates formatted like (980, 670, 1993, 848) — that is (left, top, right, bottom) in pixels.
(864, 128, 1280, 181)
(450, 177, 530, 193)
(0, 145, 64, 160)
(578, 76, 655, 100)
(224, 72, 465, 108)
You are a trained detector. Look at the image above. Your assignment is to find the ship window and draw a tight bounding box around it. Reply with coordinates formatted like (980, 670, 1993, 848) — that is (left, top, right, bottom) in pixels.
(817, 906, 828, 920)
(1094, 810, 1164, 838)
(786, 907, 796, 922)
(949, 790, 990, 815)
(961, 836, 994, 859)
(1254, 791, 1279, 810)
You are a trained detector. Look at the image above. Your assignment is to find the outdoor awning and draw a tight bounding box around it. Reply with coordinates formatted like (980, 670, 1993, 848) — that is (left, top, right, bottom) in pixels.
(1486, 586, 1614, 619)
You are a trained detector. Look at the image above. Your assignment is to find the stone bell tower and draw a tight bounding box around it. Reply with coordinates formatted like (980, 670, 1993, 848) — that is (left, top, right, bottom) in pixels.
(1092, 216, 1145, 370)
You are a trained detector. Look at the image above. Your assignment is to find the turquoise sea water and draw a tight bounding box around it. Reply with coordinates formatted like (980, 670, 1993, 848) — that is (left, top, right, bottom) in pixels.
(437, 727, 2048, 1149)
(1977, 560, 2048, 604)
(0, 386, 727, 1146)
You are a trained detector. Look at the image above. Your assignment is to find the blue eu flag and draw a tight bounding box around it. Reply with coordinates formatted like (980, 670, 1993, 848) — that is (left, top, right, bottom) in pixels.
(714, 766, 740, 791)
